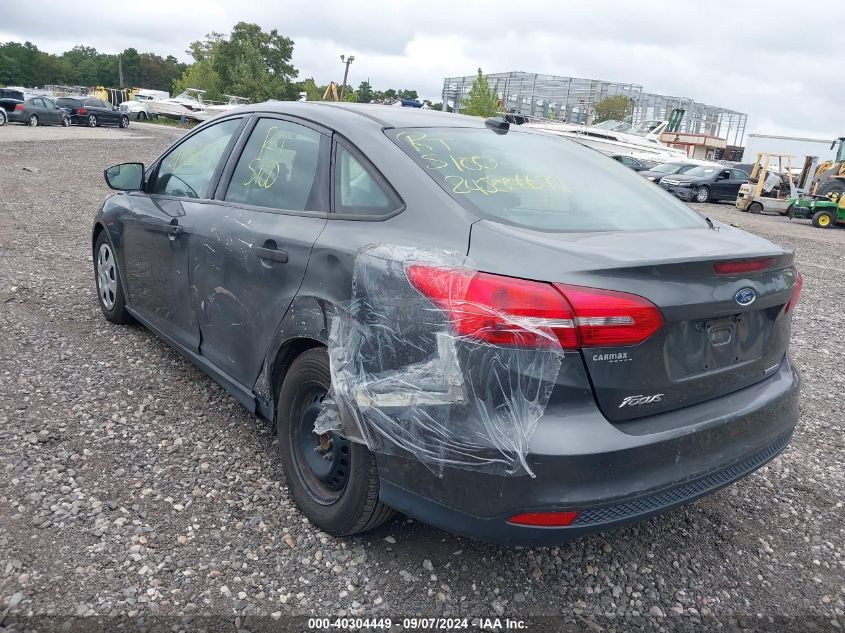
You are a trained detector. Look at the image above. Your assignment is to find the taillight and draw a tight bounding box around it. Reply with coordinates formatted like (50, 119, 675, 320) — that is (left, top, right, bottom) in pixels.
(508, 511, 580, 526)
(14, 103, 24, 111)
(405, 265, 664, 350)
(77, 107, 87, 115)
(713, 258, 772, 275)
(784, 270, 803, 314)
(554, 283, 664, 347)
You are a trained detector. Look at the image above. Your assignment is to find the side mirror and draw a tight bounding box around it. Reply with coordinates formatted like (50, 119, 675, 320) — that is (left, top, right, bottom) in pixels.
(104, 163, 144, 191)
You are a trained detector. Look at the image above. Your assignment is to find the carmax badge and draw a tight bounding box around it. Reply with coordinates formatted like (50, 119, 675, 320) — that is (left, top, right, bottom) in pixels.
(619, 394, 664, 408)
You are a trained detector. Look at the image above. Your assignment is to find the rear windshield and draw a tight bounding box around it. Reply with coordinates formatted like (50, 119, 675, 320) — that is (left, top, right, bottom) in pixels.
(389, 127, 706, 232)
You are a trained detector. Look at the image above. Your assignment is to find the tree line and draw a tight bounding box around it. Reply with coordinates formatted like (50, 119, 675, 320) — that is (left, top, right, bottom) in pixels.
(0, 23, 433, 107)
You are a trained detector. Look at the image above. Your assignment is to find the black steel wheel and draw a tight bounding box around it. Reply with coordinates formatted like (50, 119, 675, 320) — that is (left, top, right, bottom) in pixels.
(276, 348, 395, 535)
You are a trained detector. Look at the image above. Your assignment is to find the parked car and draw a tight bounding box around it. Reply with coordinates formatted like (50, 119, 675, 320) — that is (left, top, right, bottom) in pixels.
(93, 103, 801, 545)
(119, 99, 155, 121)
(56, 97, 130, 128)
(660, 165, 750, 203)
(610, 154, 654, 171)
(0, 88, 25, 126)
(639, 161, 699, 184)
(7, 96, 70, 127)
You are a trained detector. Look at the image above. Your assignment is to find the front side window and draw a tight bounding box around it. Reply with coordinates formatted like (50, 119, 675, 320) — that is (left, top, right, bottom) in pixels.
(335, 145, 395, 215)
(225, 118, 323, 211)
(390, 127, 706, 232)
(151, 118, 241, 199)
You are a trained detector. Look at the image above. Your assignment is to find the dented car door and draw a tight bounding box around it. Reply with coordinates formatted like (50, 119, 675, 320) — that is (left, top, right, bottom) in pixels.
(188, 116, 330, 387)
(122, 117, 245, 352)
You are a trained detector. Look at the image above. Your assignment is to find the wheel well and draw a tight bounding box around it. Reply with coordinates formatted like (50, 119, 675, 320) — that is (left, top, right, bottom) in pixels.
(91, 222, 105, 255)
(271, 337, 325, 416)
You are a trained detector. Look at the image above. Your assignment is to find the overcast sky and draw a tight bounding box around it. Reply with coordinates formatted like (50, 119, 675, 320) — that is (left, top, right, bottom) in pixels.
(3, 0, 842, 138)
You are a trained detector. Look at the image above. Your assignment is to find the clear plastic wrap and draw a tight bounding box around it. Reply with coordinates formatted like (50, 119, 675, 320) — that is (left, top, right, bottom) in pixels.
(314, 245, 564, 477)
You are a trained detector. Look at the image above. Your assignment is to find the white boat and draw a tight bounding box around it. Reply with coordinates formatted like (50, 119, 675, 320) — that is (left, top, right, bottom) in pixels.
(526, 117, 689, 163)
(150, 89, 208, 120)
(204, 95, 251, 117)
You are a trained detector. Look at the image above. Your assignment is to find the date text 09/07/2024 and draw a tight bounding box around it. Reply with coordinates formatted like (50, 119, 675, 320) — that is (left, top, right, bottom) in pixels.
(306, 617, 529, 630)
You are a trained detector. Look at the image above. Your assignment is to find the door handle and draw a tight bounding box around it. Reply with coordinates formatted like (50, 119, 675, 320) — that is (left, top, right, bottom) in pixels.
(251, 244, 289, 263)
(136, 219, 183, 236)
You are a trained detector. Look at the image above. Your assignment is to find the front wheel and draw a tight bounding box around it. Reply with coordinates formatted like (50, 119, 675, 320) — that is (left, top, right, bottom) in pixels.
(119, 115, 129, 129)
(748, 201, 764, 214)
(138, 111, 148, 121)
(812, 210, 835, 228)
(0, 110, 6, 126)
(94, 232, 134, 324)
(87, 114, 98, 128)
(28, 114, 39, 127)
(61, 115, 70, 127)
(276, 348, 395, 536)
(695, 186, 710, 203)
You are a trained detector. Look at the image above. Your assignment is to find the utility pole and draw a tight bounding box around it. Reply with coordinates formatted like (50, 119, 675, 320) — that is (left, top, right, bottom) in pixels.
(118, 54, 124, 88)
(339, 54, 355, 100)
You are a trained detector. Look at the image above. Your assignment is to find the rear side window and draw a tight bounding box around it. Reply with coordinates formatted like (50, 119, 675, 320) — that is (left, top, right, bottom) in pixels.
(335, 144, 396, 215)
(151, 118, 241, 199)
(390, 127, 706, 232)
(224, 118, 323, 211)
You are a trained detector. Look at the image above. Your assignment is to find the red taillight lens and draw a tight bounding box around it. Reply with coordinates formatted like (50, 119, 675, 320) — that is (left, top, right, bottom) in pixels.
(77, 107, 87, 115)
(405, 266, 574, 348)
(784, 270, 803, 314)
(405, 266, 664, 350)
(508, 511, 580, 526)
(713, 258, 773, 275)
(555, 283, 664, 348)
(14, 103, 24, 111)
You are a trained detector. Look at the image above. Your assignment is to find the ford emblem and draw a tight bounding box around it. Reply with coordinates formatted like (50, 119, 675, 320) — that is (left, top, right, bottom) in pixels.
(734, 287, 756, 306)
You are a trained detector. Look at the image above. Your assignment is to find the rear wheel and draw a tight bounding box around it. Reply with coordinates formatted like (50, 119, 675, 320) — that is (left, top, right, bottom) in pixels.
(812, 210, 835, 228)
(276, 348, 394, 536)
(28, 114, 38, 127)
(138, 111, 148, 121)
(748, 201, 764, 214)
(87, 114, 98, 128)
(695, 186, 710, 203)
(0, 110, 6, 126)
(61, 115, 70, 127)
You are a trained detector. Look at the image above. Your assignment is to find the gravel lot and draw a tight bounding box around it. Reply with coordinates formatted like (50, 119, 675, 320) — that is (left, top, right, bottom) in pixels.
(0, 123, 842, 630)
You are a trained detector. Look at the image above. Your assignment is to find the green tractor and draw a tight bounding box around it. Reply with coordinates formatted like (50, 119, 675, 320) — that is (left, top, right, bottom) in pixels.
(788, 137, 845, 228)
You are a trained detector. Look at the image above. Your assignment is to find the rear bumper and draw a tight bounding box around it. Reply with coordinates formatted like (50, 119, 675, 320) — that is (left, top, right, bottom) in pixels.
(377, 357, 799, 545)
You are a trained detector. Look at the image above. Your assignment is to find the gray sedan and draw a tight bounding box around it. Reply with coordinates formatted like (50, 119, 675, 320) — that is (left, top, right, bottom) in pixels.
(91, 102, 802, 545)
(8, 96, 70, 127)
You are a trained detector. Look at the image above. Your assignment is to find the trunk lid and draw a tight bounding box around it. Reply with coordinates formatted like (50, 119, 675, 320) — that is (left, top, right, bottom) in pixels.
(467, 220, 798, 422)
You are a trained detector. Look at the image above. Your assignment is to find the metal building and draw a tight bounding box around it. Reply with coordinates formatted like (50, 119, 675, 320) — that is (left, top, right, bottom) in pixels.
(441, 71, 748, 146)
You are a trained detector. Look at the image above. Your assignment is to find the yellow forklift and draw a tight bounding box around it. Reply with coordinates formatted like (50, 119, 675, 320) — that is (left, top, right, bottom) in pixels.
(735, 153, 799, 214)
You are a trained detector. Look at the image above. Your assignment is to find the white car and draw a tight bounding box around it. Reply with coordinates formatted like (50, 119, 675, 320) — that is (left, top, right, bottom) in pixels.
(118, 100, 156, 121)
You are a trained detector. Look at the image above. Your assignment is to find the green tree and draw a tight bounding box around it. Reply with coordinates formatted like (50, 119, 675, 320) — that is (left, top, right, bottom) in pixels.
(461, 68, 498, 117)
(173, 60, 222, 100)
(356, 80, 373, 103)
(297, 77, 323, 101)
(343, 89, 357, 102)
(593, 94, 631, 123)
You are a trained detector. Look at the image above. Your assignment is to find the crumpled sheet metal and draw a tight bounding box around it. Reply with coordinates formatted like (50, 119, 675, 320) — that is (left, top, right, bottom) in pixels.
(314, 245, 564, 478)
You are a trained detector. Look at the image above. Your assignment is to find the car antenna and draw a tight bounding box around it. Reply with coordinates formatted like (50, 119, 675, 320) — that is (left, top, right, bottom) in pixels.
(704, 216, 719, 231)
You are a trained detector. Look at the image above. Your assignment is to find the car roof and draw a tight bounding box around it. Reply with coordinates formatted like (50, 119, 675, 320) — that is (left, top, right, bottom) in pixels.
(235, 101, 487, 132)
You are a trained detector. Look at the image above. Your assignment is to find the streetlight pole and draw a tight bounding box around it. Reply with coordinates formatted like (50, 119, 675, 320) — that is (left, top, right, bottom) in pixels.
(339, 54, 355, 100)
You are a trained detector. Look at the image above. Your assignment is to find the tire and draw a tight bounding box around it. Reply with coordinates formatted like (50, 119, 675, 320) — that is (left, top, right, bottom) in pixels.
(0, 110, 6, 126)
(87, 114, 98, 128)
(748, 201, 764, 214)
(811, 210, 835, 228)
(695, 186, 710, 203)
(277, 348, 395, 536)
(780, 204, 792, 217)
(61, 115, 70, 127)
(138, 111, 147, 121)
(94, 231, 134, 324)
(119, 115, 129, 129)
(28, 115, 39, 127)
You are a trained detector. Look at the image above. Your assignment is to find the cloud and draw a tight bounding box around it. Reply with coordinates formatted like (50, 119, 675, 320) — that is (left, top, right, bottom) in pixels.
(2, 0, 841, 137)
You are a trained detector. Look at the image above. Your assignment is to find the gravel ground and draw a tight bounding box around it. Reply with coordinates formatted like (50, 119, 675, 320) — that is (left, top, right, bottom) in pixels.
(0, 124, 842, 631)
